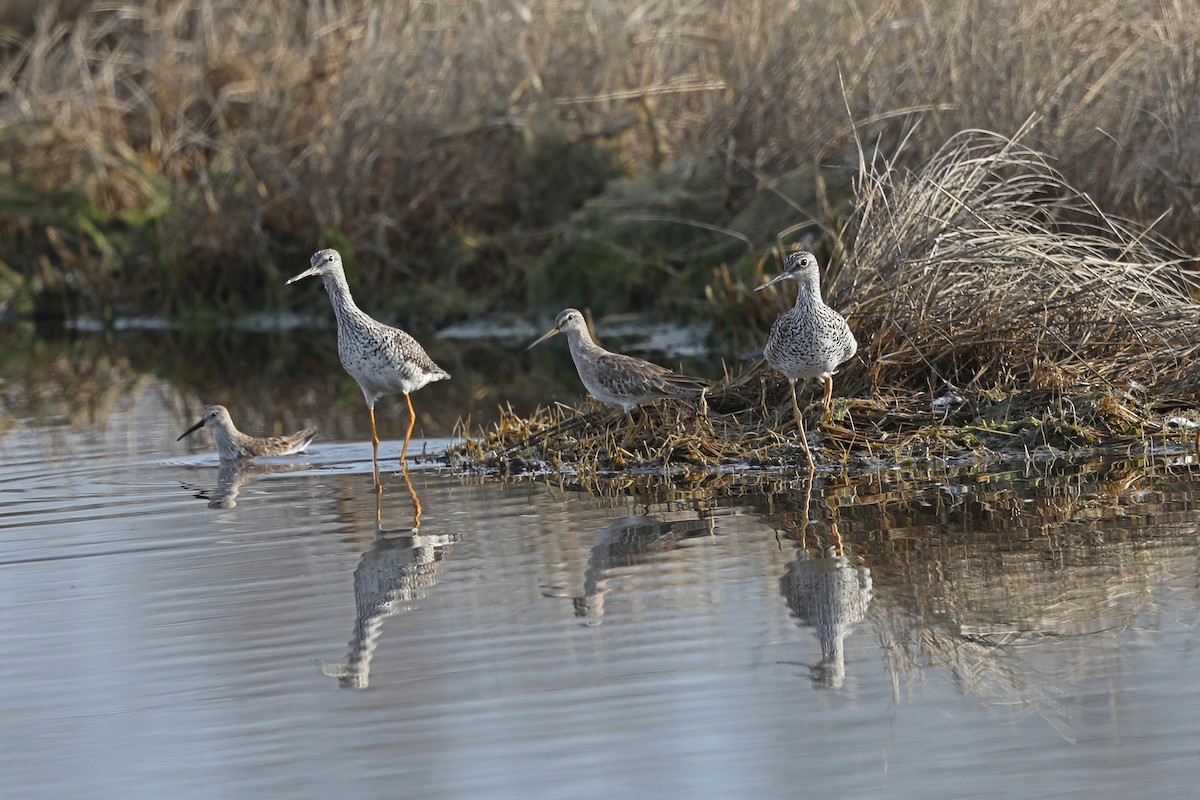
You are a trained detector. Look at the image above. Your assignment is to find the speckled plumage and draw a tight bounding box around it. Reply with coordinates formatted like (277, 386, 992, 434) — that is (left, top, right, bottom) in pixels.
(756, 251, 858, 468)
(288, 248, 449, 478)
(527, 308, 707, 413)
(177, 404, 317, 461)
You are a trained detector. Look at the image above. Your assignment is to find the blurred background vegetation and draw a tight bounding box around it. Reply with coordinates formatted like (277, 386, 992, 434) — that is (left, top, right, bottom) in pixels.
(0, 0, 1198, 329)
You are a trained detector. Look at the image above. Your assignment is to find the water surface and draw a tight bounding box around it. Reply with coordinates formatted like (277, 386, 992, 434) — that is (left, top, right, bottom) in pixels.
(0, 330, 1197, 799)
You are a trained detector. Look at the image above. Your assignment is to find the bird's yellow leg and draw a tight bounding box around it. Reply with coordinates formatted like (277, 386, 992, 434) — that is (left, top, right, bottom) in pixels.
(791, 382, 815, 472)
(369, 405, 381, 488)
(821, 376, 836, 423)
(400, 393, 417, 465)
(618, 409, 642, 451)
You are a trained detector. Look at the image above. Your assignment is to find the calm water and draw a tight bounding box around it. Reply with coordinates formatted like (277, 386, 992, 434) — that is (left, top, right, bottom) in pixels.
(1, 329, 1198, 799)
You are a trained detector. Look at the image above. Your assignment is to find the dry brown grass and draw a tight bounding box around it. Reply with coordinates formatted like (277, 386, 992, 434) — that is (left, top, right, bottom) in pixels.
(830, 120, 1200, 398)
(456, 125, 1200, 474)
(3, 1, 1200, 314)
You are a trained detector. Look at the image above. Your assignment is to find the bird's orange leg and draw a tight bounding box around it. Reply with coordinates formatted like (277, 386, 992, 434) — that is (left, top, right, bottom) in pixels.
(823, 375, 834, 410)
(369, 405, 381, 488)
(400, 393, 417, 465)
(618, 409, 643, 451)
(791, 381, 815, 472)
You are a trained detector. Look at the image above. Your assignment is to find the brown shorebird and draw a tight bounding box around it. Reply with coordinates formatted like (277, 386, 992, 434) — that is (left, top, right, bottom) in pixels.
(756, 251, 858, 470)
(177, 404, 317, 461)
(287, 248, 450, 484)
(527, 308, 707, 431)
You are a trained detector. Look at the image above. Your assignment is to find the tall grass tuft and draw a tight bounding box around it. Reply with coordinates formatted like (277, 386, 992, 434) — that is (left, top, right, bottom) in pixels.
(832, 120, 1200, 399)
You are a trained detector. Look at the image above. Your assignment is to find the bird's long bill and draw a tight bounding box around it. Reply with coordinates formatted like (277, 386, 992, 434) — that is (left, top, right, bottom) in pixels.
(286, 265, 321, 285)
(754, 272, 789, 292)
(526, 327, 561, 351)
(177, 418, 205, 441)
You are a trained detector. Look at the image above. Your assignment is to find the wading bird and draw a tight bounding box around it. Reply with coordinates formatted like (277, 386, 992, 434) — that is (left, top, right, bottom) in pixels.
(287, 249, 449, 484)
(178, 404, 317, 461)
(528, 308, 707, 442)
(756, 251, 858, 470)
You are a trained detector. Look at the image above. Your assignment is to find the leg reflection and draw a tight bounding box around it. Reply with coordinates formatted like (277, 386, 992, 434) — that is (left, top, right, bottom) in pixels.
(400, 466, 422, 531)
(372, 465, 423, 533)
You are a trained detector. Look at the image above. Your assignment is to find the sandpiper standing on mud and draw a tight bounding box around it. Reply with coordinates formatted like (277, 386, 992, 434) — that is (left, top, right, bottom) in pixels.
(756, 251, 858, 470)
(528, 308, 708, 432)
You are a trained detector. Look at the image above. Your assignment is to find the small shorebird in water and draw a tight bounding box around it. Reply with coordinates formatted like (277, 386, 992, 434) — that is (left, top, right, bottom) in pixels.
(756, 250, 858, 470)
(178, 404, 317, 461)
(527, 308, 707, 439)
(287, 248, 450, 485)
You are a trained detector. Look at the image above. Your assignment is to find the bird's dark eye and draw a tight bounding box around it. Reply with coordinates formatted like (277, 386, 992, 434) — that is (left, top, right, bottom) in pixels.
(326, 255, 334, 262)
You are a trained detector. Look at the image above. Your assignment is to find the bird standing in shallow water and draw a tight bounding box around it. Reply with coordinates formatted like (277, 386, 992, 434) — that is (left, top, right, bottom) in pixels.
(287, 249, 450, 484)
(528, 308, 708, 438)
(756, 251, 858, 470)
(178, 404, 317, 461)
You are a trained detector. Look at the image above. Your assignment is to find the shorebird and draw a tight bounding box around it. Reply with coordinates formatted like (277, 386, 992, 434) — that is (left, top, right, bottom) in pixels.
(287, 249, 450, 483)
(177, 404, 317, 461)
(527, 308, 707, 439)
(756, 251, 858, 470)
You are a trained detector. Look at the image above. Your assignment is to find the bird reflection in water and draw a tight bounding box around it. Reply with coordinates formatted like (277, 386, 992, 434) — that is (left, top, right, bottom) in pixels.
(775, 472, 873, 688)
(568, 513, 715, 626)
(186, 462, 305, 509)
(324, 481, 457, 689)
(323, 530, 459, 689)
(779, 518, 872, 689)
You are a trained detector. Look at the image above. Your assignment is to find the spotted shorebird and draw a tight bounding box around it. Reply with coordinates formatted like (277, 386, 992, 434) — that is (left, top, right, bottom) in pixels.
(527, 308, 707, 438)
(287, 249, 450, 484)
(177, 404, 317, 461)
(756, 251, 858, 469)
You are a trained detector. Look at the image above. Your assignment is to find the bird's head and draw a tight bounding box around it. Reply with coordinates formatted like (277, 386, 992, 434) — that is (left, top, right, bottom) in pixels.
(287, 248, 343, 285)
(178, 404, 232, 441)
(527, 308, 588, 350)
(755, 250, 821, 291)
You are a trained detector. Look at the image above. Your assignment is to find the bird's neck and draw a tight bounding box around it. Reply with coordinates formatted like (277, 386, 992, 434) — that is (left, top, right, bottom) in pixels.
(792, 271, 824, 308)
(322, 271, 363, 321)
(210, 424, 242, 459)
(565, 327, 605, 359)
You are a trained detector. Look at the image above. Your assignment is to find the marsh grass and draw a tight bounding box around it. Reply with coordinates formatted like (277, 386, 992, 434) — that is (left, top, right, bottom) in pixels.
(3, 1, 1200, 318)
(453, 125, 1200, 475)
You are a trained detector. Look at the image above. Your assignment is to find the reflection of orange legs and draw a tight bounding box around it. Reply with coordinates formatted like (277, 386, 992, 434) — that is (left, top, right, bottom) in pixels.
(368, 405, 381, 488)
(790, 381, 815, 472)
(830, 518, 844, 557)
(400, 393, 417, 465)
(799, 468, 815, 537)
(374, 478, 383, 524)
(400, 465, 422, 531)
